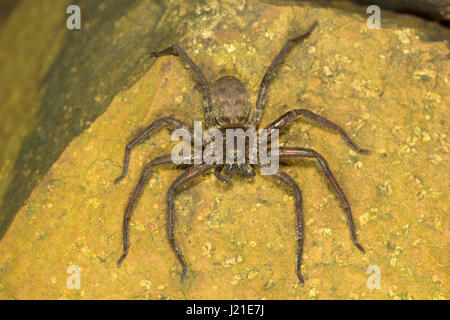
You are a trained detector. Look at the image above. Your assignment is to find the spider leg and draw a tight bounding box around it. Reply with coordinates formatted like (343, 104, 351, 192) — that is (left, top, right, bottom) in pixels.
(117, 154, 175, 267)
(115, 116, 191, 184)
(151, 44, 216, 128)
(166, 164, 213, 281)
(268, 169, 305, 285)
(246, 22, 318, 128)
(278, 146, 365, 254)
(265, 108, 370, 154)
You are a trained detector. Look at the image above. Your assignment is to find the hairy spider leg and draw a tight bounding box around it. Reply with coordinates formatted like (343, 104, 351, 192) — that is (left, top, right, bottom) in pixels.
(115, 116, 191, 184)
(117, 154, 175, 267)
(277, 146, 365, 254)
(270, 169, 305, 286)
(265, 108, 370, 154)
(246, 21, 318, 128)
(151, 44, 216, 128)
(166, 164, 213, 281)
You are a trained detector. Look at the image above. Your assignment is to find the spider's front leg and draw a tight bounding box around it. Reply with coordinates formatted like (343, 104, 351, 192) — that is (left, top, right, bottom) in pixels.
(115, 116, 191, 184)
(246, 22, 318, 128)
(150, 44, 216, 128)
(265, 108, 370, 154)
(117, 154, 176, 267)
(277, 146, 365, 254)
(166, 164, 213, 281)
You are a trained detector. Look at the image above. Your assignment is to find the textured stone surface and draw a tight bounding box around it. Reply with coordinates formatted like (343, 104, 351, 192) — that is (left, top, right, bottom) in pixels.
(353, 0, 450, 22)
(0, 0, 448, 299)
(0, 0, 190, 240)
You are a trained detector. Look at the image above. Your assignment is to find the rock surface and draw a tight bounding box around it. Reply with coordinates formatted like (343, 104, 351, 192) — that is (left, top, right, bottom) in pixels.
(353, 0, 450, 22)
(0, 0, 448, 299)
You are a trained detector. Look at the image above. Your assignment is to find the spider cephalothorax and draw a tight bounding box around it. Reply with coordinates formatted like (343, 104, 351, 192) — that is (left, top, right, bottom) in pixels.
(211, 75, 251, 126)
(114, 21, 370, 285)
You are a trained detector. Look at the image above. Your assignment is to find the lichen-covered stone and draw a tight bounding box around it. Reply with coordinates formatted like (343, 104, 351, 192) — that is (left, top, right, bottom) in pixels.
(0, 0, 448, 299)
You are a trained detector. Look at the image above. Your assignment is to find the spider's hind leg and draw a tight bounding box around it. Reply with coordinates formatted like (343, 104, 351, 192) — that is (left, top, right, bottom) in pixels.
(269, 168, 305, 286)
(166, 164, 213, 281)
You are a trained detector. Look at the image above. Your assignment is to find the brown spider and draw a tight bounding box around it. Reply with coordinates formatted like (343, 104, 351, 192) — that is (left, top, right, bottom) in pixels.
(114, 22, 370, 285)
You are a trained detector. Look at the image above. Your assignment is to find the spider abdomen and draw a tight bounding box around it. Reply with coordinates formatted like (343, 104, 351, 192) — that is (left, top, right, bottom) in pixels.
(211, 75, 250, 126)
